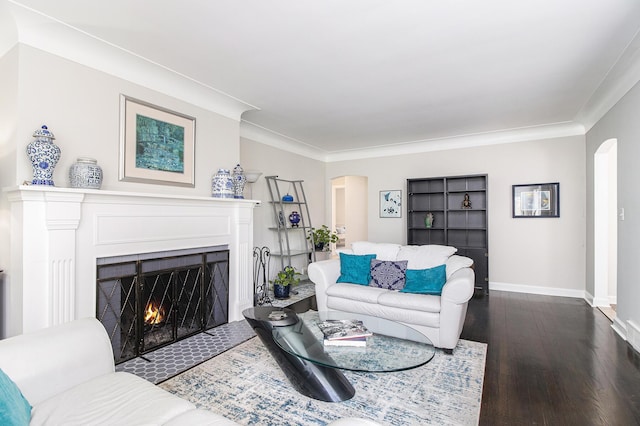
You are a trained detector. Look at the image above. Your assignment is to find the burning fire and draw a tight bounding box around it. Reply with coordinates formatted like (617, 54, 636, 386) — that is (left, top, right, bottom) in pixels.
(144, 302, 165, 325)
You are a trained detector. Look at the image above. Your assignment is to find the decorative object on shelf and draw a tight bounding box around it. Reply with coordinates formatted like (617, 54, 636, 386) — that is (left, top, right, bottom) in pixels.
(253, 246, 272, 306)
(307, 225, 339, 252)
(211, 168, 234, 198)
(380, 190, 402, 218)
(26, 125, 61, 186)
(69, 157, 103, 189)
(278, 210, 286, 227)
(288, 211, 301, 227)
(462, 193, 472, 209)
(119, 95, 195, 187)
(231, 164, 246, 199)
(282, 193, 294, 202)
(425, 212, 434, 228)
(512, 182, 560, 218)
(270, 265, 301, 299)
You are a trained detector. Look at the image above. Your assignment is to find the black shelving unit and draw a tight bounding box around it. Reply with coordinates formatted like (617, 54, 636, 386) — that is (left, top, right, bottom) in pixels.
(407, 174, 488, 294)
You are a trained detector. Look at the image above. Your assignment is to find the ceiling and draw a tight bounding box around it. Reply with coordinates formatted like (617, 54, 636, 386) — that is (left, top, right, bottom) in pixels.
(6, 0, 640, 157)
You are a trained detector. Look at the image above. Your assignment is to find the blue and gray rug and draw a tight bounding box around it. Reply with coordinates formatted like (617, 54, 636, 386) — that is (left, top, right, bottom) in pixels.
(160, 335, 486, 425)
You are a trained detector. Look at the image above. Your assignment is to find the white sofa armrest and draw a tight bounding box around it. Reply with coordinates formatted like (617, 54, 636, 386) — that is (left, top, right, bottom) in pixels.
(439, 267, 475, 349)
(308, 259, 341, 312)
(441, 267, 475, 304)
(0, 317, 115, 405)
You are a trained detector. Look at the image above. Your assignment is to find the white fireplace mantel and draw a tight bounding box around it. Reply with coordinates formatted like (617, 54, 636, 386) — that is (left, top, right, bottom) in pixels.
(5, 185, 259, 336)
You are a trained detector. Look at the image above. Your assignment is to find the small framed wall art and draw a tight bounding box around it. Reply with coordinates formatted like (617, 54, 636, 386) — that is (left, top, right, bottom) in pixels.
(380, 190, 402, 218)
(119, 95, 196, 187)
(512, 182, 560, 218)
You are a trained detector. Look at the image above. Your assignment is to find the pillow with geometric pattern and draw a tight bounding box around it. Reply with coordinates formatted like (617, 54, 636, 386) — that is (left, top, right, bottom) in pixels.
(369, 259, 408, 290)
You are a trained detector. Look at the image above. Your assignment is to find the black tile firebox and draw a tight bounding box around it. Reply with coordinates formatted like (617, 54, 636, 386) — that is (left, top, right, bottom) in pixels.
(96, 246, 229, 364)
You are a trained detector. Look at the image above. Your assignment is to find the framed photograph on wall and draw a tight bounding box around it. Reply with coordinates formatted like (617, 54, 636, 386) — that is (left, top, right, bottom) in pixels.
(512, 182, 559, 218)
(119, 95, 196, 186)
(380, 190, 402, 218)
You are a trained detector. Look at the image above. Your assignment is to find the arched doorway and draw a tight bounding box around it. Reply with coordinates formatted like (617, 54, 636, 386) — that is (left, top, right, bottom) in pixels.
(593, 138, 617, 319)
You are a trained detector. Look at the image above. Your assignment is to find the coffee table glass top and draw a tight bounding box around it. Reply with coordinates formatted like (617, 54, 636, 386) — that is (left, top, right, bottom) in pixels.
(272, 311, 435, 372)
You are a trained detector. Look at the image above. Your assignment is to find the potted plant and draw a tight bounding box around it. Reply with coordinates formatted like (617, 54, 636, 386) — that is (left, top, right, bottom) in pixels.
(307, 225, 339, 252)
(270, 265, 301, 299)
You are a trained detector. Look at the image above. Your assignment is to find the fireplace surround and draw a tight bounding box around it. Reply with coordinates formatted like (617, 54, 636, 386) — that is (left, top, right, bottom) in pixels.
(5, 186, 258, 337)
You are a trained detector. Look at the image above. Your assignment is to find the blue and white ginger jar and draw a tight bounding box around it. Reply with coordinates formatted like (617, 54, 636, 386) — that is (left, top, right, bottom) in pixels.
(232, 164, 246, 199)
(69, 157, 103, 189)
(26, 125, 61, 186)
(212, 168, 234, 198)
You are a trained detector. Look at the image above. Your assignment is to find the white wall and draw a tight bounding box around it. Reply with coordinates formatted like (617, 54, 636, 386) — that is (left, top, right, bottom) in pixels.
(325, 136, 586, 295)
(6, 45, 240, 194)
(586, 79, 640, 350)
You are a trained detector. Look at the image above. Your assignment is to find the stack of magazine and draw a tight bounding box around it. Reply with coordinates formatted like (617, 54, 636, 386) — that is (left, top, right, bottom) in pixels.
(317, 319, 373, 347)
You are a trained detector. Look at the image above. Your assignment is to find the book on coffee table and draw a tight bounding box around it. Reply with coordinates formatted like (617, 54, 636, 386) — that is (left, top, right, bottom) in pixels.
(316, 319, 373, 341)
(323, 336, 367, 347)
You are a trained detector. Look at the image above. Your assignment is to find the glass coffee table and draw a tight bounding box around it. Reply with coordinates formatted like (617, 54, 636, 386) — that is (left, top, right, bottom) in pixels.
(243, 307, 435, 402)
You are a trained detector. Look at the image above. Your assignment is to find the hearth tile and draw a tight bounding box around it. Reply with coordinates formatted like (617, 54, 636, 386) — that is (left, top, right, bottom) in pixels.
(116, 320, 255, 384)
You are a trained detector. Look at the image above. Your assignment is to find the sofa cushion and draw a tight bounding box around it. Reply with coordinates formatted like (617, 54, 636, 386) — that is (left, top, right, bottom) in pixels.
(401, 264, 447, 295)
(0, 369, 31, 426)
(369, 259, 408, 290)
(30, 372, 197, 426)
(378, 291, 441, 313)
(327, 283, 389, 304)
(337, 253, 376, 285)
(327, 297, 441, 328)
(396, 245, 457, 269)
(352, 242, 401, 261)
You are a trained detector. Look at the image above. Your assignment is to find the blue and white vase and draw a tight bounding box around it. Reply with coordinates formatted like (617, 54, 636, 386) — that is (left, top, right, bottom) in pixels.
(212, 168, 234, 198)
(26, 125, 61, 186)
(232, 163, 246, 199)
(289, 211, 301, 227)
(69, 157, 103, 189)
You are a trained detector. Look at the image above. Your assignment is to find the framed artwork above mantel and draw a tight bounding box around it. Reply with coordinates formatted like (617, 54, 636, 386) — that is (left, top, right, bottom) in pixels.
(119, 95, 196, 187)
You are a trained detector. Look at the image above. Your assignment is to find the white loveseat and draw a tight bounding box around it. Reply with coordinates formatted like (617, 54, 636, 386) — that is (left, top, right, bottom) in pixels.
(0, 318, 237, 425)
(308, 242, 475, 352)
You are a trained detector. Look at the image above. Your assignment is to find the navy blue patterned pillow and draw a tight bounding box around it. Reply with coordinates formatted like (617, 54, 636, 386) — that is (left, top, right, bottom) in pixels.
(369, 259, 408, 290)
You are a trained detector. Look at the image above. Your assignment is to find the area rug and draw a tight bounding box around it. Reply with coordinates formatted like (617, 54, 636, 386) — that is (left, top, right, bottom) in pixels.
(159, 335, 486, 425)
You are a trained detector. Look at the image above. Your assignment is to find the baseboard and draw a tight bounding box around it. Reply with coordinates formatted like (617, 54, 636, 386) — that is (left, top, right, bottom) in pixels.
(489, 281, 586, 299)
(612, 317, 627, 341)
(584, 291, 595, 306)
(627, 320, 640, 353)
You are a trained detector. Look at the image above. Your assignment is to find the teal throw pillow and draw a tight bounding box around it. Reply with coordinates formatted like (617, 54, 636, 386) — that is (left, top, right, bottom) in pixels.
(336, 253, 377, 285)
(401, 264, 447, 295)
(0, 368, 31, 426)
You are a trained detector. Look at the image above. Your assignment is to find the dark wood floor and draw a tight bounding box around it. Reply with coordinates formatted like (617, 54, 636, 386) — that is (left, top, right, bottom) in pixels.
(461, 290, 640, 426)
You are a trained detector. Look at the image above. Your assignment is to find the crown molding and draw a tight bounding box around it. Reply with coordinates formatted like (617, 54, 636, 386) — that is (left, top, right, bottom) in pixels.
(240, 120, 328, 160)
(576, 28, 640, 132)
(242, 120, 585, 163)
(323, 122, 586, 162)
(6, 0, 258, 121)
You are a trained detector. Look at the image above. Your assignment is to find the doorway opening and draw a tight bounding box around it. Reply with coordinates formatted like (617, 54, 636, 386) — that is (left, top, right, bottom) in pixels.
(594, 138, 617, 321)
(331, 176, 368, 253)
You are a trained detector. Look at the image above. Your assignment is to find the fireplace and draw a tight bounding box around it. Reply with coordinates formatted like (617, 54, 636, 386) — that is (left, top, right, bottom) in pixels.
(96, 247, 229, 363)
(5, 186, 257, 338)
